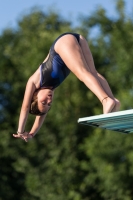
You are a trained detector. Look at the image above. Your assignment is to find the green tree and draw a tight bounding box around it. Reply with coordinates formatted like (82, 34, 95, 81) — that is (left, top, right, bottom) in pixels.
(78, 0, 133, 199)
(0, 1, 133, 200)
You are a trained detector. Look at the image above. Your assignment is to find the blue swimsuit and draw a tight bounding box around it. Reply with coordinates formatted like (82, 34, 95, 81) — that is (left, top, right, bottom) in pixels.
(40, 33, 80, 89)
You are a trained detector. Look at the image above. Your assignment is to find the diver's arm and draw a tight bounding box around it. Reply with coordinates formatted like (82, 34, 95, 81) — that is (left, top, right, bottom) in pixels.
(17, 77, 36, 133)
(29, 114, 47, 137)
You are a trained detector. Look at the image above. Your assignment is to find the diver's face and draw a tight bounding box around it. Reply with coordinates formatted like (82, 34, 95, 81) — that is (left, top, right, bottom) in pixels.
(37, 89, 54, 114)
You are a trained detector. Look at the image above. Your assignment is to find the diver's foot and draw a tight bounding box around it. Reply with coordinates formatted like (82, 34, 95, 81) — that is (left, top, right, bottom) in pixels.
(111, 99, 121, 112)
(102, 97, 115, 114)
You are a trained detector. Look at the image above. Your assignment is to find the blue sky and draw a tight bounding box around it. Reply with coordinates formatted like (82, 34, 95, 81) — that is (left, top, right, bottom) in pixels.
(0, 0, 132, 32)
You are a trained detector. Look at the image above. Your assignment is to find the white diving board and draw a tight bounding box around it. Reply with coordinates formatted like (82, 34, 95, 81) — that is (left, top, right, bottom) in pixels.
(78, 109, 133, 134)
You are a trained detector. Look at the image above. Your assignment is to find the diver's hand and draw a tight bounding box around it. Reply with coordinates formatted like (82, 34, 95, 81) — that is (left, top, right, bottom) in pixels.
(13, 132, 33, 142)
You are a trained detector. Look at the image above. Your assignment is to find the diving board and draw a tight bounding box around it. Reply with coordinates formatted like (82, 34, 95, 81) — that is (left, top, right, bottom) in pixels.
(78, 109, 133, 134)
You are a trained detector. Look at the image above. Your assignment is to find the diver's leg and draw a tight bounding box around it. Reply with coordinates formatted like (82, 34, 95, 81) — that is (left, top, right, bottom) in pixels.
(55, 34, 115, 113)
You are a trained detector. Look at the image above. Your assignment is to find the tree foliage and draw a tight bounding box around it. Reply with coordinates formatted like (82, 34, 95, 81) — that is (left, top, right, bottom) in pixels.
(0, 1, 133, 199)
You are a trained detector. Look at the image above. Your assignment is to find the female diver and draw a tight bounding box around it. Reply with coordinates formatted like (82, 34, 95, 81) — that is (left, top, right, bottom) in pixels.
(13, 33, 120, 142)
